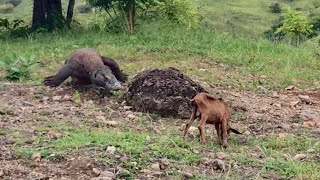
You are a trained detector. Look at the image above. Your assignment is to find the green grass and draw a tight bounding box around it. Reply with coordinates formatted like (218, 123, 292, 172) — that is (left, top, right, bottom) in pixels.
(7, 121, 320, 179)
(1, 26, 319, 90)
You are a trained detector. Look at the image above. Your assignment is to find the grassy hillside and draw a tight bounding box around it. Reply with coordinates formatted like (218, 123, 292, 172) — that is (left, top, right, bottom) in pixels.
(1, 0, 319, 37)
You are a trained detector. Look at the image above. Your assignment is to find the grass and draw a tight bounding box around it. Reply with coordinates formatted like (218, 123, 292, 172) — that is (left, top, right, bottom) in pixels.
(7, 120, 320, 179)
(1, 25, 319, 90)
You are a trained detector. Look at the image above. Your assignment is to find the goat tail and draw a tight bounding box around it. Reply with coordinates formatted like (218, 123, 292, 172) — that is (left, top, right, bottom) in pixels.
(229, 127, 242, 134)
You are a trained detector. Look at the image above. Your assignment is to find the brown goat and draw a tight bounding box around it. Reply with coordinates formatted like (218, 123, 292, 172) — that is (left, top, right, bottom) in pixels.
(183, 92, 241, 148)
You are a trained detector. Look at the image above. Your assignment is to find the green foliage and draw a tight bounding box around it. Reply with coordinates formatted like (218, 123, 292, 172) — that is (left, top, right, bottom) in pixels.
(156, 0, 200, 29)
(76, 3, 92, 13)
(276, 8, 313, 46)
(4, 0, 22, 7)
(0, 53, 38, 81)
(0, 18, 30, 38)
(0, 3, 14, 13)
(269, 2, 282, 13)
(263, 17, 286, 42)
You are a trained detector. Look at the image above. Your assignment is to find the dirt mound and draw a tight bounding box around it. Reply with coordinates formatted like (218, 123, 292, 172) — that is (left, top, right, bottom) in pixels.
(124, 67, 206, 118)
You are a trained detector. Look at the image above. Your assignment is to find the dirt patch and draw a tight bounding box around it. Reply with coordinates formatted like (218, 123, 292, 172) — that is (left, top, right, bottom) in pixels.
(124, 67, 206, 119)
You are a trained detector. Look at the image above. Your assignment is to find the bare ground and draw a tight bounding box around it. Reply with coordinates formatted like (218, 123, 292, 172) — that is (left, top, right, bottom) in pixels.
(0, 80, 320, 179)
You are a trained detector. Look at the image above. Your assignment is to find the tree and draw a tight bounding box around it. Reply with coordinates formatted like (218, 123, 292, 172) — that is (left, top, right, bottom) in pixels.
(66, 0, 75, 28)
(276, 8, 313, 46)
(31, 0, 76, 31)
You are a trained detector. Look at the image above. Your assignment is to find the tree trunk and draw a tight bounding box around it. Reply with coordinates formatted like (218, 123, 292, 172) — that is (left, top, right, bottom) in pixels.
(126, 0, 135, 33)
(45, 0, 64, 32)
(31, 0, 46, 30)
(66, 0, 75, 28)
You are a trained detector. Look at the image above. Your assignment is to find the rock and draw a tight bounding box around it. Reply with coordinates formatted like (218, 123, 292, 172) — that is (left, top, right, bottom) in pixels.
(0, 169, 4, 177)
(42, 96, 49, 102)
(273, 103, 281, 108)
(244, 130, 251, 135)
(293, 154, 307, 160)
(182, 171, 193, 178)
(307, 149, 315, 153)
(311, 128, 320, 135)
(285, 85, 295, 90)
(193, 149, 199, 154)
(62, 95, 71, 101)
(187, 126, 197, 137)
(159, 159, 170, 170)
(215, 152, 228, 160)
(123, 106, 132, 110)
(298, 95, 311, 104)
(52, 96, 62, 101)
(127, 114, 136, 120)
(31, 152, 41, 161)
(124, 110, 133, 115)
(105, 121, 118, 127)
(302, 121, 317, 128)
(290, 101, 300, 107)
(92, 168, 101, 176)
(106, 146, 116, 154)
(272, 92, 279, 98)
(124, 67, 206, 119)
(98, 170, 116, 180)
(300, 109, 320, 121)
(212, 159, 226, 172)
(117, 168, 130, 175)
(277, 133, 288, 138)
(151, 163, 160, 171)
(152, 171, 165, 178)
(146, 136, 151, 142)
(96, 116, 106, 121)
(291, 123, 301, 128)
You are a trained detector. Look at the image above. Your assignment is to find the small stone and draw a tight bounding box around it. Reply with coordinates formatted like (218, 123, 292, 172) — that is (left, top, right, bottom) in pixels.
(63, 95, 71, 101)
(42, 96, 49, 102)
(98, 170, 116, 179)
(31, 152, 41, 161)
(146, 136, 151, 142)
(272, 92, 279, 98)
(298, 95, 311, 103)
(302, 121, 317, 128)
(117, 168, 130, 175)
(123, 106, 132, 110)
(92, 168, 101, 176)
(215, 152, 227, 159)
(180, 123, 186, 131)
(293, 154, 307, 160)
(285, 85, 295, 90)
(151, 163, 160, 171)
(96, 116, 106, 121)
(182, 171, 193, 178)
(187, 126, 197, 137)
(291, 123, 301, 128)
(193, 149, 199, 154)
(212, 159, 226, 172)
(273, 103, 281, 108)
(277, 133, 288, 138)
(290, 101, 300, 107)
(105, 121, 118, 127)
(0, 169, 4, 177)
(127, 114, 136, 120)
(106, 146, 116, 154)
(152, 171, 165, 178)
(244, 130, 251, 135)
(159, 159, 169, 170)
(52, 96, 62, 101)
(124, 111, 133, 115)
(311, 128, 320, 135)
(307, 149, 315, 153)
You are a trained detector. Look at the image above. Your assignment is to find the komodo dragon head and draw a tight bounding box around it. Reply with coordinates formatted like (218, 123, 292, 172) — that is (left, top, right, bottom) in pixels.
(90, 67, 123, 92)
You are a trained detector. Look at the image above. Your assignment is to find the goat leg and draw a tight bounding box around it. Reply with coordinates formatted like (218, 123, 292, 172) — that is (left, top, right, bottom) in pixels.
(183, 105, 197, 138)
(221, 118, 228, 148)
(215, 123, 222, 145)
(198, 115, 208, 144)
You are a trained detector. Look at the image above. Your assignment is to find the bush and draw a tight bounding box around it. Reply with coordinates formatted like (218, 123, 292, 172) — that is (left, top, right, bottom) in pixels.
(263, 16, 286, 42)
(0, 18, 30, 38)
(0, 54, 38, 81)
(4, 0, 22, 7)
(269, 2, 282, 13)
(156, 0, 200, 29)
(0, 3, 14, 13)
(76, 4, 92, 13)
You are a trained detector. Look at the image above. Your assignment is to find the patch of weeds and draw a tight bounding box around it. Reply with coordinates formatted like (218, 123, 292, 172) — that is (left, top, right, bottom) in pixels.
(149, 136, 200, 164)
(0, 107, 13, 115)
(0, 53, 38, 81)
(232, 111, 246, 122)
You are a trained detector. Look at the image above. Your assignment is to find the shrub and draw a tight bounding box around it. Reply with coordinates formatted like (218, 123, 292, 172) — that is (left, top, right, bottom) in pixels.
(263, 16, 286, 42)
(0, 54, 38, 81)
(76, 4, 92, 14)
(4, 0, 22, 7)
(0, 18, 30, 38)
(269, 2, 282, 13)
(0, 3, 14, 13)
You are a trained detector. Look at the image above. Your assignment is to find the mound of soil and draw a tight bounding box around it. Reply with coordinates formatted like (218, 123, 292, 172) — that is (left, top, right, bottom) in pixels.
(124, 67, 206, 118)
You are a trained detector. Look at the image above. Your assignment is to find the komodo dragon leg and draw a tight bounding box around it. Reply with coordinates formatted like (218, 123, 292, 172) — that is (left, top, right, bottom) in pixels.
(43, 63, 73, 87)
(101, 56, 128, 83)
